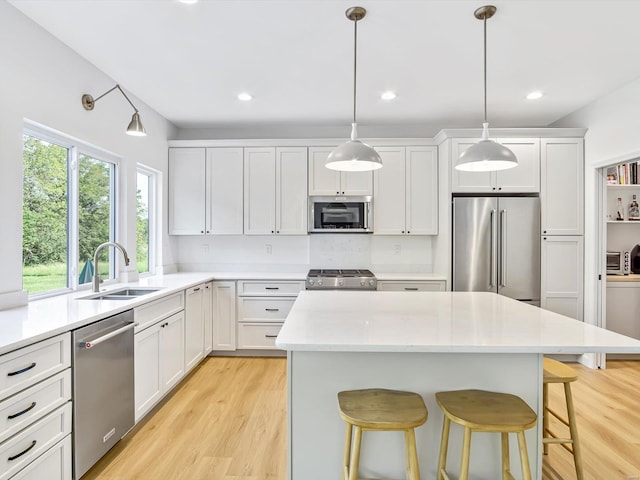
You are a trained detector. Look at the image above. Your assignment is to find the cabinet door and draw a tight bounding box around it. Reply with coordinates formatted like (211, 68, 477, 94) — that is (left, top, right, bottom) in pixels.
(203, 282, 213, 354)
(373, 147, 406, 234)
(450, 139, 495, 193)
(495, 138, 540, 193)
(341, 170, 373, 196)
(134, 323, 162, 422)
(406, 146, 438, 234)
(276, 147, 308, 234)
(244, 148, 276, 234)
(212, 281, 237, 351)
(185, 285, 205, 372)
(606, 283, 640, 339)
(541, 138, 584, 235)
(161, 311, 185, 392)
(168, 148, 206, 234)
(205, 147, 243, 234)
(308, 147, 340, 195)
(541, 235, 584, 320)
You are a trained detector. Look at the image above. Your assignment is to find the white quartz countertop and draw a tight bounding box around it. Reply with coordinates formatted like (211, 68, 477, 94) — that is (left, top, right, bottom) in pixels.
(374, 273, 447, 281)
(0, 271, 309, 356)
(276, 291, 640, 354)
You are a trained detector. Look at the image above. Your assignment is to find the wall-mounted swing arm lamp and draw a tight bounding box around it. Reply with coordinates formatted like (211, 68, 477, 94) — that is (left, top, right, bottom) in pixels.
(455, 5, 516, 172)
(81, 84, 147, 136)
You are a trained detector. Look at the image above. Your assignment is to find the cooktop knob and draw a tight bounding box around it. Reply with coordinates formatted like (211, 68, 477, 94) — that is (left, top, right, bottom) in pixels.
(308, 279, 314, 286)
(369, 279, 375, 286)
(360, 280, 365, 286)
(338, 279, 345, 286)
(317, 279, 323, 286)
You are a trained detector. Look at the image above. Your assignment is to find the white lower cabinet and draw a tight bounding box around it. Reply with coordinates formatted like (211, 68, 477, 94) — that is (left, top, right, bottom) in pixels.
(541, 235, 584, 320)
(0, 403, 71, 480)
(134, 311, 185, 423)
(236, 280, 303, 352)
(377, 280, 446, 292)
(9, 435, 71, 480)
(212, 282, 237, 351)
(203, 282, 213, 354)
(185, 284, 206, 373)
(606, 282, 640, 340)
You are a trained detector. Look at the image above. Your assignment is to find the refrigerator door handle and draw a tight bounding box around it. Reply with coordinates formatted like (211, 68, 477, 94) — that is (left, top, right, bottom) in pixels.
(490, 209, 497, 287)
(500, 209, 507, 287)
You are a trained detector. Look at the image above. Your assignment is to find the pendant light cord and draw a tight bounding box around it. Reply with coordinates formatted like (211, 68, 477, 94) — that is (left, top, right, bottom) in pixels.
(483, 14, 487, 124)
(353, 17, 358, 125)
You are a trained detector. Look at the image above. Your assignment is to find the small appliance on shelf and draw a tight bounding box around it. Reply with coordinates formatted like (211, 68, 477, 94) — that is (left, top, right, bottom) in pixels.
(631, 245, 640, 274)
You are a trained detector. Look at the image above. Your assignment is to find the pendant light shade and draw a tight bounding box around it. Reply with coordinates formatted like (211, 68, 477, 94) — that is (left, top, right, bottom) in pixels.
(455, 5, 516, 172)
(326, 6, 382, 172)
(126, 112, 147, 136)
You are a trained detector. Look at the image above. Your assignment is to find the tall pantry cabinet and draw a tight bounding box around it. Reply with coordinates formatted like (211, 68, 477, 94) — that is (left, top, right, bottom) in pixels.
(540, 138, 585, 320)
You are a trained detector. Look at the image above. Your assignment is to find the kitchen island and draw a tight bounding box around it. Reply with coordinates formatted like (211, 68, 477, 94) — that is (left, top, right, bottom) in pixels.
(276, 291, 640, 480)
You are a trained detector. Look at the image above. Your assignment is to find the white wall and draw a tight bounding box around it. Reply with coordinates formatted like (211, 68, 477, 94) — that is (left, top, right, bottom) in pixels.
(0, 2, 178, 308)
(553, 76, 640, 326)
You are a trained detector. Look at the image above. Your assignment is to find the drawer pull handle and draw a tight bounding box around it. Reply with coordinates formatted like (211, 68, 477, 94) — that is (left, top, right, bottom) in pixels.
(193, 287, 201, 292)
(8, 440, 36, 461)
(265, 287, 279, 290)
(7, 402, 37, 420)
(265, 308, 280, 312)
(7, 363, 36, 377)
(404, 287, 419, 291)
(265, 334, 278, 339)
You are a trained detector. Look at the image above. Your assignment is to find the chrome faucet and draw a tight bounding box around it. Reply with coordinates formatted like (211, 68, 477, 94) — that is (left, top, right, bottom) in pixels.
(92, 242, 130, 292)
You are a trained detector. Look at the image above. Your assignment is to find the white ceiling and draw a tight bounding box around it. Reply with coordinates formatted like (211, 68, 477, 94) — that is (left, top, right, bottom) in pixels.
(9, 0, 640, 134)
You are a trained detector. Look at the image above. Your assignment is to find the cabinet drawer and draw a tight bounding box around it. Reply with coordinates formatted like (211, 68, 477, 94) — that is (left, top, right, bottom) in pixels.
(10, 435, 71, 480)
(134, 291, 184, 332)
(0, 334, 70, 400)
(237, 298, 295, 322)
(237, 323, 283, 350)
(0, 370, 70, 444)
(237, 281, 304, 297)
(0, 403, 71, 480)
(377, 281, 446, 292)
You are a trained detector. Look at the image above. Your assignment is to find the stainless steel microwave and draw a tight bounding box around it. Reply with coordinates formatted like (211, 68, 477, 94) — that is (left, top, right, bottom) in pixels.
(308, 196, 373, 233)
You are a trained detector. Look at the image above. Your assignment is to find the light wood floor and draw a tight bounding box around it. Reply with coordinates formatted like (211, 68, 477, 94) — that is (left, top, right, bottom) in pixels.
(83, 357, 640, 480)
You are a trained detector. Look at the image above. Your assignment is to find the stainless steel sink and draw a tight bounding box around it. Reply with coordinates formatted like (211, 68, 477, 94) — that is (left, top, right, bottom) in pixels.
(79, 287, 163, 300)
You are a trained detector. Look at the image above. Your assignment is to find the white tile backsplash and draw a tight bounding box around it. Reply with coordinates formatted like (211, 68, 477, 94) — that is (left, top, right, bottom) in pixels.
(177, 234, 433, 273)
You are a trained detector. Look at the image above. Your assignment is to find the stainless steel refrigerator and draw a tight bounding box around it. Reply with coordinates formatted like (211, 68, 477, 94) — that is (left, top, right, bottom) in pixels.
(453, 196, 540, 304)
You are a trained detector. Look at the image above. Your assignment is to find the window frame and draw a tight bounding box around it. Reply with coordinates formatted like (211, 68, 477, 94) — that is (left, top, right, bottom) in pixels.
(23, 121, 122, 298)
(136, 164, 158, 277)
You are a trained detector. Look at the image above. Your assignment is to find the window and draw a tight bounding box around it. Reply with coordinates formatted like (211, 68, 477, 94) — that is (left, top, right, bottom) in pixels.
(136, 166, 157, 275)
(22, 125, 118, 296)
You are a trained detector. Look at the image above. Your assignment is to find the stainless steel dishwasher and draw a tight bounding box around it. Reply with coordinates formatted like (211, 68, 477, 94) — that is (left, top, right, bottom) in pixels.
(72, 309, 135, 479)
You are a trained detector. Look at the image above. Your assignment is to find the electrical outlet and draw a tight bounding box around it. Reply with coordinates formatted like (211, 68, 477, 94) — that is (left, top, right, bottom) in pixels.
(266, 244, 272, 255)
(201, 244, 209, 255)
(394, 244, 401, 255)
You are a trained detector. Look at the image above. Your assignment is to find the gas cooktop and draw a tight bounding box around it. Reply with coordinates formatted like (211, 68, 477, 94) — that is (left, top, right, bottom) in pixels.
(306, 269, 377, 290)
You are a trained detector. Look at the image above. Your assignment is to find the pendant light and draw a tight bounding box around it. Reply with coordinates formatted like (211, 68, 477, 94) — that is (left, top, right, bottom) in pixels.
(82, 84, 147, 137)
(455, 5, 517, 172)
(326, 6, 382, 172)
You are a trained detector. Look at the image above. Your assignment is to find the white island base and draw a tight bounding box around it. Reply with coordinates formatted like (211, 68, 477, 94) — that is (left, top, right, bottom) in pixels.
(277, 291, 640, 480)
(288, 350, 542, 479)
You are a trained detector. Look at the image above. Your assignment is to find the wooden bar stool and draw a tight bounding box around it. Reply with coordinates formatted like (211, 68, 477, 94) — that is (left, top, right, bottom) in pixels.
(543, 358, 584, 480)
(337, 388, 428, 480)
(435, 389, 537, 480)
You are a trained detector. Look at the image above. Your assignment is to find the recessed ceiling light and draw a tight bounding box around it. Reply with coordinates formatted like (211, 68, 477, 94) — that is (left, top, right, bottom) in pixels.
(237, 92, 253, 102)
(526, 90, 544, 100)
(381, 91, 397, 101)
(179, 0, 198, 4)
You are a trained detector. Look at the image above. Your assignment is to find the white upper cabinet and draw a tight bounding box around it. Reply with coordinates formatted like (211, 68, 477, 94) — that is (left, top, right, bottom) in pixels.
(451, 138, 540, 193)
(308, 147, 373, 196)
(169, 147, 244, 235)
(244, 147, 307, 235)
(276, 147, 308, 234)
(206, 148, 244, 234)
(541, 138, 584, 236)
(374, 146, 438, 235)
(169, 148, 206, 234)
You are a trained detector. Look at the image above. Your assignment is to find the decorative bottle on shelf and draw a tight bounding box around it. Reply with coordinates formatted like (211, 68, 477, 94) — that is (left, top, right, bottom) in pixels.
(629, 194, 640, 221)
(617, 197, 625, 221)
